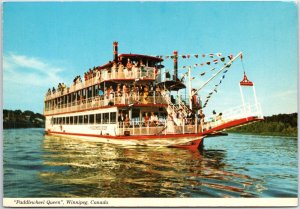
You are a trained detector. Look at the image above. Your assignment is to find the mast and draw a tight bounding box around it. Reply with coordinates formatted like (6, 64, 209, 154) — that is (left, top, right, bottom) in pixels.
(188, 66, 192, 109)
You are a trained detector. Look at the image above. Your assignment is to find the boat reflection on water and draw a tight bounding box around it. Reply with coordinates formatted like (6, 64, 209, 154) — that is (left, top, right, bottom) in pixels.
(40, 135, 265, 197)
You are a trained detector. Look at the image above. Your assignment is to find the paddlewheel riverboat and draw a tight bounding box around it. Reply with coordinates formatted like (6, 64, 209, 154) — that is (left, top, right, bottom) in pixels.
(44, 42, 263, 150)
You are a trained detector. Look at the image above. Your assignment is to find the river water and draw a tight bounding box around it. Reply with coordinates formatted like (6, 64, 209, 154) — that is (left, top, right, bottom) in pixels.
(3, 128, 298, 198)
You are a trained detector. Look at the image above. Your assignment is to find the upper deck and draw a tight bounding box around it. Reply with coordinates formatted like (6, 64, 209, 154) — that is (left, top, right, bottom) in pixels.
(44, 51, 169, 116)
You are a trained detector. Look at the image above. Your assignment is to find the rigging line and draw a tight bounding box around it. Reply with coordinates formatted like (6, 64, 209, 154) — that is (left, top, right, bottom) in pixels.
(191, 52, 243, 97)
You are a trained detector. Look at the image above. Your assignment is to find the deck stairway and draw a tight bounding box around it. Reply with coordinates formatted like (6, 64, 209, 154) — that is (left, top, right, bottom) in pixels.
(160, 89, 190, 125)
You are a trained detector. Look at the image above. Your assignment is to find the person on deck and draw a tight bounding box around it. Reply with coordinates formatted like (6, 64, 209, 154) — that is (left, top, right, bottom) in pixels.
(118, 112, 125, 126)
(125, 58, 133, 78)
(124, 114, 130, 128)
(118, 62, 124, 78)
(150, 112, 158, 126)
(142, 85, 149, 104)
(144, 112, 150, 126)
(132, 61, 139, 78)
(111, 62, 117, 79)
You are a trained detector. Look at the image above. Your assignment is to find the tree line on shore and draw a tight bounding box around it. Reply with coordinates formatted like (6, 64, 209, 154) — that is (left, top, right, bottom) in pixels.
(230, 113, 298, 137)
(3, 109, 45, 129)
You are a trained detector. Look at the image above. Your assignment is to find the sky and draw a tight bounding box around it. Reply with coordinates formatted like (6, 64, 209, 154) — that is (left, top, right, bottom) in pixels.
(2, 1, 298, 116)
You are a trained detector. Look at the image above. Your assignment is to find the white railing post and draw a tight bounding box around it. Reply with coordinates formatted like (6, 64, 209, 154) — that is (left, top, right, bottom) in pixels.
(133, 121, 135, 135)
(147, 123, 149, 135)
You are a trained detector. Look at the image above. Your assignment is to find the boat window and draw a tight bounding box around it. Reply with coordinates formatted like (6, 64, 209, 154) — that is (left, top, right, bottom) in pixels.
(74, 116, 78, 124)
(89, 114, 95, 124)
(88, 87, 92, 98)
(66, 117, 69, 124)
(68, 94, 71, 103)
(77, 91, 81, 101)
(72, 92, 76, 102)
(110, 112, 116, 123)
(103, 113, 109, 124)
(79, 115, 83, 124)
(96, 113, 102, 124)
(70, 116, 73, 125)
(84, 115, 88, 124)
(62, 117, 65, 124)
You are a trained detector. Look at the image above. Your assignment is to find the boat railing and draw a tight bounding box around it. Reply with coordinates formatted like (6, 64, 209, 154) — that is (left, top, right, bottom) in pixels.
(202, 102, 263, 131)
(44, 93, 168, 115)
(45, 67, 156, 101)
(117, 119, 199, 136)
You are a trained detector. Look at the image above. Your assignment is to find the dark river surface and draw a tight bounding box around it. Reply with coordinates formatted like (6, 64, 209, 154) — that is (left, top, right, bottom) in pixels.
(3, 128, 297, 198)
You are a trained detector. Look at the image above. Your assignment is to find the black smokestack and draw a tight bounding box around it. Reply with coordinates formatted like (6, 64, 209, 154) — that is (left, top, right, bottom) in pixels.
(113, 41, 118, 62)
(173, 51, 178, 81)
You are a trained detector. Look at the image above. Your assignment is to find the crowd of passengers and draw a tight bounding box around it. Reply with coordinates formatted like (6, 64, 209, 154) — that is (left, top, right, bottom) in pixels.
(45, 83, 166, 110)
(118, 111, 163, 128)
(46, 58, 159, 97)
(118, 109, 204, 128)
(101, 84, 164, 104)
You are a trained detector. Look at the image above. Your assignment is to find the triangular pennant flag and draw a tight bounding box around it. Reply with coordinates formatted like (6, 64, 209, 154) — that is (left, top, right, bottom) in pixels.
(206, 62, 211, 65)
(200, 63, 204, 66)
(222, 75, 225, 79)
(209, 92, 213, 95)
(200, 72, 205, 76)
(191, 77, 195, 80)
(165, 56, 169, 59)
(228, 54, 233, 60)
(220, 57, 225, 62)
(202, 54, 206, 58)
(223, 70, 228, 74)
(209, 54, 214, 58)
(226, 64, 232, 68)
(182, 55, 186, 59)
(187, 55, 190, 59)
(213, 59, 218, 64)
(217, 53, 222, 57)
(182, 66, 186, 68)
(171, 56, 175, 59)
(219, 80, 222, 84)
(195, 54, 198, 58)
(211, 68, 216, 71)
(214, 88, 217, 93)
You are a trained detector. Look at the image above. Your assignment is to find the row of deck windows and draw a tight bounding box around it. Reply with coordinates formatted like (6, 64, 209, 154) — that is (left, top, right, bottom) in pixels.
(51, 112, 116, 125)
(45, 85, 100, 110)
